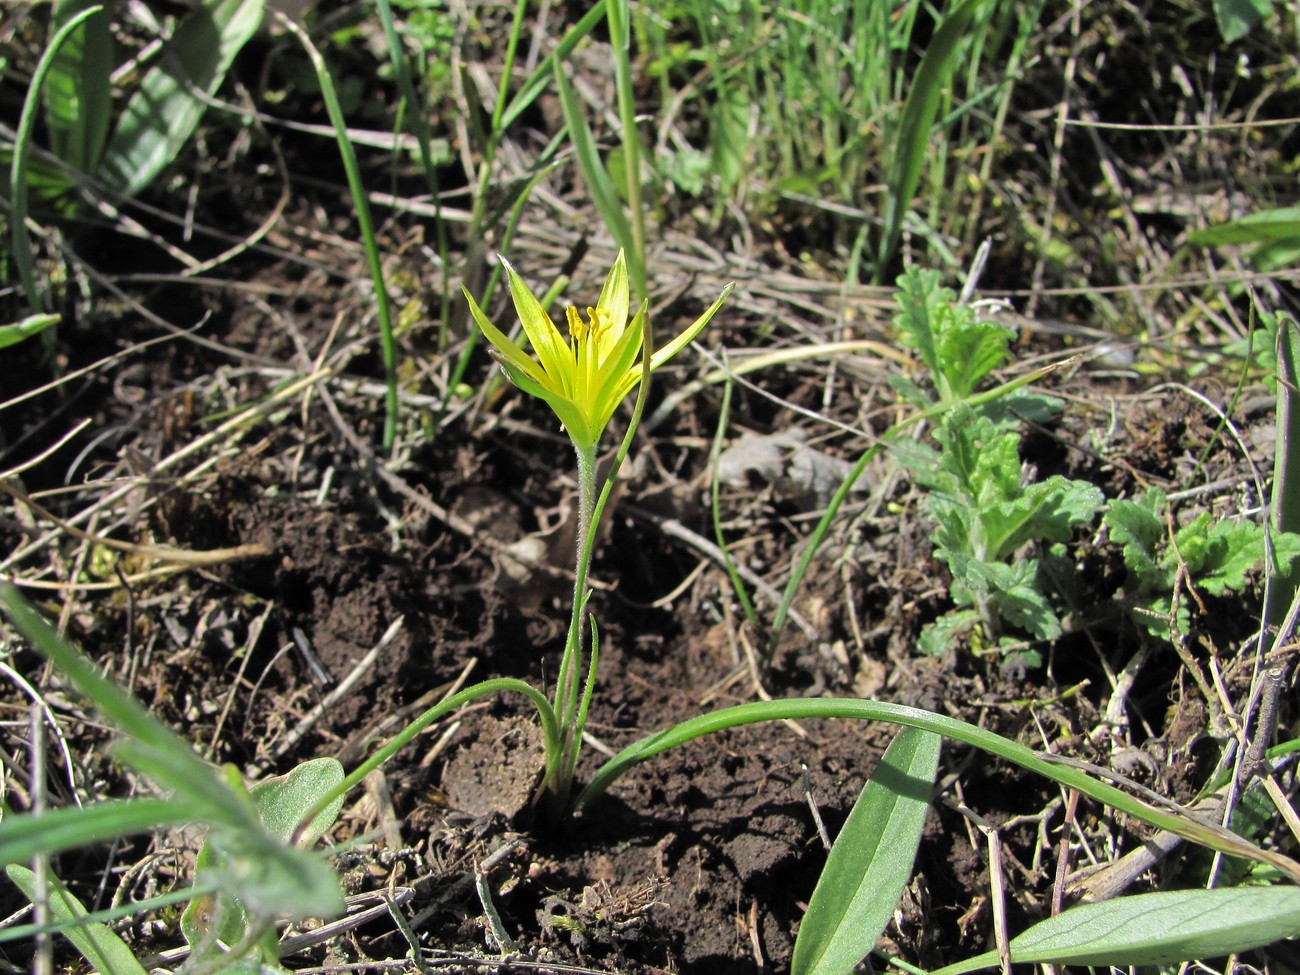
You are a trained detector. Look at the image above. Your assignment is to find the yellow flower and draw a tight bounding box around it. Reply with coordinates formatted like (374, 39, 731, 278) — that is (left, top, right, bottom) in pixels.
(464, 250, 732, 450)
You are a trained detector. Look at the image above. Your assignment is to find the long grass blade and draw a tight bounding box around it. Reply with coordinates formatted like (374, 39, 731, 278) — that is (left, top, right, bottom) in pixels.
(878, 0, 986, 280)
(277, 14, 399, 449)
(575, 697, 1300, 884)
(553, 66, 635, 262)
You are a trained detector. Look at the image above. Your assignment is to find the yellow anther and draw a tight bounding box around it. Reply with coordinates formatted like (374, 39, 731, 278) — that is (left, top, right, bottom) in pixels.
(566, 305, 588, 341)
(587, 306, 612, 341)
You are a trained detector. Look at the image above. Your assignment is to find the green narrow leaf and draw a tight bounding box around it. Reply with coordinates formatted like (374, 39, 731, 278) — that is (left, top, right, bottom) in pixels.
(553, 64, 635, 263)
(933, 886, 1300, 975)
(7, 866, 149, 975)
(0, 313, 59, 350)
(878, 0, 987, 279)
(0, 798, 202, 868)
(98, 0, 264, 196)
(1189, 206, 1300, 247)
(792, 728, 941, 975)
(44, 0, 112, 175)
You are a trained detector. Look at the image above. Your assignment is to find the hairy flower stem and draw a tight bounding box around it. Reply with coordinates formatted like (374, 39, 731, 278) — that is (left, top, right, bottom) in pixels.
(551, 441, 598, 805)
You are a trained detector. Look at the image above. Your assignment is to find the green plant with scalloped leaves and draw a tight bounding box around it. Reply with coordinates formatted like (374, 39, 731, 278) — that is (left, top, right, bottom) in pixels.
(914, 404, 1103, 663)
(1104, 487, 1300, 642)
(886, 268, 1102, 663)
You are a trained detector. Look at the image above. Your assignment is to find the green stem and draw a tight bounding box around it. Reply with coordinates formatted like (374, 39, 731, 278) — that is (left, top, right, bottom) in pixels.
(552, 441, 598, 802)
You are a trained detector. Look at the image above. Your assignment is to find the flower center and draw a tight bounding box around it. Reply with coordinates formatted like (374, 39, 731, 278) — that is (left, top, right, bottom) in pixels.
(565, 305, 614, 348)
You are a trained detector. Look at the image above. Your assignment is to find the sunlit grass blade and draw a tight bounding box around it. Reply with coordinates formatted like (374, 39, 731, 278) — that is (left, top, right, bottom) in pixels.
(499, 2, 607, 131)
(877, 0, 986, 280)
(792, 727, 940, 975)
(553, 67, 636, 278)
(277, 14, 399, 450)
(7, 866, 148, 975)
(605, 0, 646, 294)
(98, 0, 264, 196)
(930, 887, 1300, 974)
(0, 798, 202, 867)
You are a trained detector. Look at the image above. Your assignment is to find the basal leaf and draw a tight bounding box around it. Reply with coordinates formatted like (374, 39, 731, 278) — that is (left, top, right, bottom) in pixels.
(98, 0, 264, 196)
(792, 728, 941, 975)
(7, 866, 148, 975)
(250, 757, 346, 846)
(936, 886, 1300, 974)
(44, 0, 112, 175)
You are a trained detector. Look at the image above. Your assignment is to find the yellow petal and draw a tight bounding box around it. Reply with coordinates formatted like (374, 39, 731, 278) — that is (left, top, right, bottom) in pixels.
(594, 249, 630, 347)
(462, 286, 550, 388)
(646, 281, 735, 373)
(500, 257, 572, 390)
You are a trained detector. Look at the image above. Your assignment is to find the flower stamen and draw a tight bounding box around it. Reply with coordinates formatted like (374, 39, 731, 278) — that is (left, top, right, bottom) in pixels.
(565, 306, 588, 342)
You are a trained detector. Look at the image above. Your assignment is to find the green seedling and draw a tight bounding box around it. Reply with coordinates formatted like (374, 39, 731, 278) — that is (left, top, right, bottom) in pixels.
(1104, 486, 1300, 642)
(0, 585, 345, 972)
(912, 404, 1103, 661)
(888, 267, 1101, 661)
(179, 758, 345, 971)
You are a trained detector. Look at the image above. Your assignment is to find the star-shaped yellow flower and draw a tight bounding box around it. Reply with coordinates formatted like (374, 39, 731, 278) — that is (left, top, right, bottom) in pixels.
(464, 250, 732, 450)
